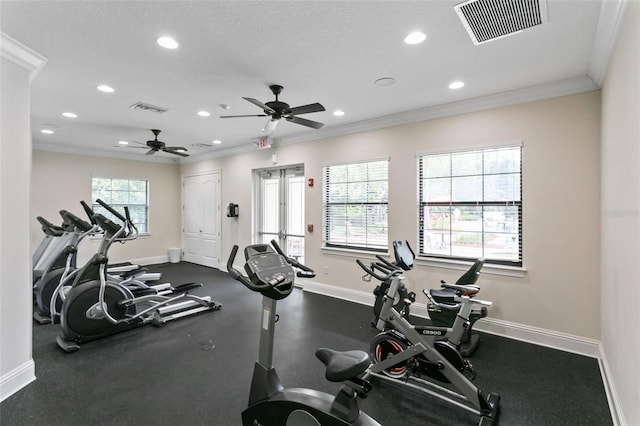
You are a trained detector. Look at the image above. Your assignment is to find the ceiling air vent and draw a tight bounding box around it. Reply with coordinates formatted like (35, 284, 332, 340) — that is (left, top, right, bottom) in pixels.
(129, 101, 168, 114)
(454, 0, 548, 45)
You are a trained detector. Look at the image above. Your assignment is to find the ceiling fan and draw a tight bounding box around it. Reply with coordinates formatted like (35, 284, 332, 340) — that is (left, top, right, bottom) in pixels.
(117, 129, 189, 157)
(220, 84, 325, 132)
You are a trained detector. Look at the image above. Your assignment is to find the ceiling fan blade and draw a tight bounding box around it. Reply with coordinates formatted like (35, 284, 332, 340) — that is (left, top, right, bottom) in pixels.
(288, 103, 325, 115)
(145, 149, 155, 155)
(243, 97, 276, 114)
(286, 116, 324, 129)
(162, 148, 189, 157)
(113, 145, 148, 149)
(220, 114, 268, 118)
(164, 146, 187, 151)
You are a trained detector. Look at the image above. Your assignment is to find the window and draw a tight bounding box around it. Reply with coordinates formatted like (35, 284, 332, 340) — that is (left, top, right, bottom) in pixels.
(418, 145, 522, 266)
(91, 177, 149, 233)
(323, 159, 388, 251)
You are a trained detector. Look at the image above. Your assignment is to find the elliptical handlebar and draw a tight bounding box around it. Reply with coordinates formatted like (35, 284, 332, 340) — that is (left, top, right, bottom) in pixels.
(37, 216, 65, 236)
(60, 210, 94, 233)
(96, 198, 126, 222)
(80, 200, 97, 225)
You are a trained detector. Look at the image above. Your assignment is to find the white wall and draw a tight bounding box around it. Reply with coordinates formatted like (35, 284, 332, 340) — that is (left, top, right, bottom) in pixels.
(31, 150, 182, 265)
(0, 34, 46, 401)
(600, 2, 640, 425)
(182, 90, 602, 341)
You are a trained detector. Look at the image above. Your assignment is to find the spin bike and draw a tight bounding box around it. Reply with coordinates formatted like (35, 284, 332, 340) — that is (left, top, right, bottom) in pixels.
(56, 209, 222, 352)
(357, 259, 500, 425)
(227, 241, 380, 426)
(370, 240, 488, 356)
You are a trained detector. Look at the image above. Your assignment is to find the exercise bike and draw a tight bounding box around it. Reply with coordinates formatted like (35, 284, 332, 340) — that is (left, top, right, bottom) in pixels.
(370, 240, 488, 356)
(357, 259, 500, 425)
(56, 209, 222, 352)
(227, 241, 380, 426)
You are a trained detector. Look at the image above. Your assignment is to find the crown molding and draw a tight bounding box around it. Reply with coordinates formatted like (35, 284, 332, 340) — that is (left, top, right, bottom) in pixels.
(588, 0, 629, 87)
(278, 75, 599, 148)
(0, 32, 47, 80)
(32, 142, 179, 164)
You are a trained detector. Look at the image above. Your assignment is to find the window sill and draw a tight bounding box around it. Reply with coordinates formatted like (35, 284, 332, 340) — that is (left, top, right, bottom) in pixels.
(321, 246, 526, 278)
(415, 256, 527, 278)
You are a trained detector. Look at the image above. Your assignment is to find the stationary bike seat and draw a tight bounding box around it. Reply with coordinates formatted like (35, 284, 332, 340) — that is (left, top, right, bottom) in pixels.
(428, 288, 457, 304)
(315, 348, 371, 382)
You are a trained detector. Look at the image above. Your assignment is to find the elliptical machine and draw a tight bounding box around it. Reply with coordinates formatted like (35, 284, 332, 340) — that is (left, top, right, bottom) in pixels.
(56, 208, 222, 352)
(370, 240, 487, 356)
(227, 241, 380, 426)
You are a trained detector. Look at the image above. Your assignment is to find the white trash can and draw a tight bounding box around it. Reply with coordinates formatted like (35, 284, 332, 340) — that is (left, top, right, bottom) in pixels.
(168, 248, 181, 263)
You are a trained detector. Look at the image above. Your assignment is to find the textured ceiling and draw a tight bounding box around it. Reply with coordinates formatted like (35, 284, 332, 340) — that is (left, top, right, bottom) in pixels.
(0, 0, 613, 163)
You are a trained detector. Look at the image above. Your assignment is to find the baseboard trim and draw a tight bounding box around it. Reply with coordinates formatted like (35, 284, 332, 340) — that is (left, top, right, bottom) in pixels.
(129, 255, 170, 266)
(1, 360, 35, 402)
(598, 345, 625, 426)
(301, 280, 601, 358)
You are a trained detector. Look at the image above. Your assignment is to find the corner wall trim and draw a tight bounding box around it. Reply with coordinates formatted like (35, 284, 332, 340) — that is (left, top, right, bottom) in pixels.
(598, 345, 625, 426)
(301, 280, 601, 358)
(0, 360, 35, 402)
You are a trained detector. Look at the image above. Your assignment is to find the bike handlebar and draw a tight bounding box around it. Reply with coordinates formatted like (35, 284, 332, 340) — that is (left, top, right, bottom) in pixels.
(356, 259, 401, 283)
(226, 244, 292, 297)
(270, 240, 316, 278)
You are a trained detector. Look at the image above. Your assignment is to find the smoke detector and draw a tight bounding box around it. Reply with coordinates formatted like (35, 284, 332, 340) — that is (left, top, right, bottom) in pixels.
(454, 0, 548, 45)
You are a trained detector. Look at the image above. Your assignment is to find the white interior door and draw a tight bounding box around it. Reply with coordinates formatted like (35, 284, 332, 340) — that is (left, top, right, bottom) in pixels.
(182, 172, 221, 268)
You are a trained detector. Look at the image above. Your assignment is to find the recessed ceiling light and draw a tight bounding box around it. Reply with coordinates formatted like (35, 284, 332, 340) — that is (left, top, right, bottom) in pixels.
(157, 36, 179, 49)
(197, 111, 210, 117)
(97, 85, 114, 93)
(176, 148, 186, 153)
(62, 112, 77, 118)
(449, 81, 465, 89)
(41, 129, 54, 134)
(212, 139, 222, 145)
(333, 110, 345, 116)
(374, 77, 396, 87)
(118, 140, 129, 145)
(404, 31, 426, 45)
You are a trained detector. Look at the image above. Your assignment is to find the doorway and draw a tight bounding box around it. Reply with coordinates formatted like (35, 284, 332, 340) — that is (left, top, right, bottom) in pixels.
(182, 171, 221, 268)
(255, 165, 305, 263)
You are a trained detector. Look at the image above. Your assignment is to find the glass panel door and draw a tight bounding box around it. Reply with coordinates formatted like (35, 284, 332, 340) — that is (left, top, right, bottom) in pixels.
(256, 165, 305, 264)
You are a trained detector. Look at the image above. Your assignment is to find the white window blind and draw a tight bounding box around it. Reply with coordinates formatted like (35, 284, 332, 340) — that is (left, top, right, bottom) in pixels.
(323, 159, 388, 251)
(418, 146, 522, 266)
